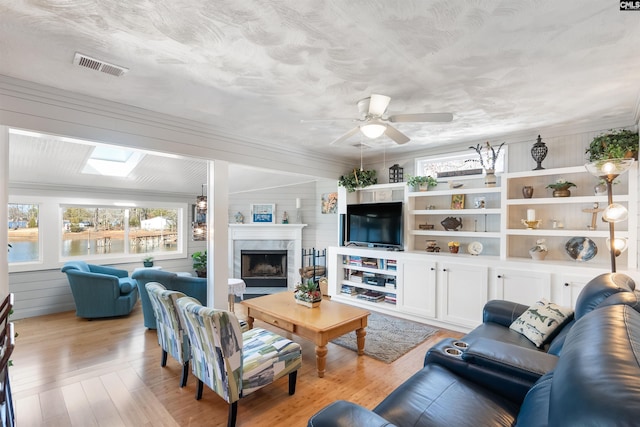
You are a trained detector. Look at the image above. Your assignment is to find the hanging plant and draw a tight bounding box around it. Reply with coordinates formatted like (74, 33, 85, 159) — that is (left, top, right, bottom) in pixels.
(338, 169, 377, 192)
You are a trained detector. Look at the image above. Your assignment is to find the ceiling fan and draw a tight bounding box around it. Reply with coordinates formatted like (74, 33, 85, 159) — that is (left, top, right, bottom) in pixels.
(307, 94, 453, 145)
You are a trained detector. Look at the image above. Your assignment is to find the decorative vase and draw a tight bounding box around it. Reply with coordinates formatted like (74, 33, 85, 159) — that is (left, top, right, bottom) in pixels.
(418, 183, 429, 192)
(522, 186, 534, 198)
(484, 169, 496, 187)
(529, 249, 548, 260)
(448, 246, 459, 254)
(594, 183, 607, 195)
(531, 135, 548, 170)
(552, 188, 571, 197)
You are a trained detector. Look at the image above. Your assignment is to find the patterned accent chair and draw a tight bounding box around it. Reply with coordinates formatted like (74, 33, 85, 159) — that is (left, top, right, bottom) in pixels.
(145, 283, 191, 387)
(61, 261, 138, 319)
(177, 296, 302, 427)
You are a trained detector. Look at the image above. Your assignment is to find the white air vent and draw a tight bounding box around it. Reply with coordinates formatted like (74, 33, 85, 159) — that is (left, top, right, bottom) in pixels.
(73, 52, 129, 77)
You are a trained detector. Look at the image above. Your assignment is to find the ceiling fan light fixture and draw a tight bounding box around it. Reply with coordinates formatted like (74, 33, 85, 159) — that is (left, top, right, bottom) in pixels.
(360, 122, 386, 139)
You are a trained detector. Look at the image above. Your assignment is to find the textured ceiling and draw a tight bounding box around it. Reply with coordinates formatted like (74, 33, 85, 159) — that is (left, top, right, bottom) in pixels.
(1, 1, 640, 163)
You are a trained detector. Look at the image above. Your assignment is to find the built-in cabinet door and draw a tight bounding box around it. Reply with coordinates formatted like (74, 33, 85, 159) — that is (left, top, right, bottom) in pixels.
(494, 268, 551, 306)
(560, 274, 594, 308)
(439, 262, 488, 328)
(400, 259, 437, 319)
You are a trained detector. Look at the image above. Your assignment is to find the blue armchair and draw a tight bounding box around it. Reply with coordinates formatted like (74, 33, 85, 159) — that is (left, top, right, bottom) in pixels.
(61, 261, 139, 319)
(131, 269, 207, 329)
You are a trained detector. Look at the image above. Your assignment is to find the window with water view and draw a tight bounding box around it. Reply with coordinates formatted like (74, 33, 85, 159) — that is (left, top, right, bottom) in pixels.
(61, 206, 179, 258)
(7, 203, 40, 263)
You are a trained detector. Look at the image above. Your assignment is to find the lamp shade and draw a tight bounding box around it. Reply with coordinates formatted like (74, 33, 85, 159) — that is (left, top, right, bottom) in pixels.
(585, 158, 634, 179)
(602, 203, 628, 222)
(606, 237, 628, 256)
(360, 120, 386, 139)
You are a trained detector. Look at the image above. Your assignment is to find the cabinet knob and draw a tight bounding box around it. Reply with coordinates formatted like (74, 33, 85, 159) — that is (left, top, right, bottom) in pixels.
(430, 267, 435, 271)
(497, 275, 502, 279)
(564, 282, 569, 287)
(442, 268, 447, 272)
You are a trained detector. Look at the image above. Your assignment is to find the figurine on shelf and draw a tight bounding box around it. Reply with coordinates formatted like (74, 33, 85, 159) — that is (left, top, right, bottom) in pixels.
(529, 239, 548, 260)
(234, 212, 244, 224)
(282, 211, 289, 224)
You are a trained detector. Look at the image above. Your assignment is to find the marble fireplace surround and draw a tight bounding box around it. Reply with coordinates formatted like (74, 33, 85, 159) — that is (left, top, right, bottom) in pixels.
(228, 224, 306, 290)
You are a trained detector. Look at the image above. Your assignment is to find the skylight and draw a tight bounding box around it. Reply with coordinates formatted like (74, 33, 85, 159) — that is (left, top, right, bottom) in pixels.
(82, 146, 145, 177)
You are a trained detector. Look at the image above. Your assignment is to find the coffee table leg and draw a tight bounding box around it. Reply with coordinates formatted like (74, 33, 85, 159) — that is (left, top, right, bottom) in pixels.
(356, 328, 366, 356)
(247, 315, 254, 329)
(315, 345, 328, 378)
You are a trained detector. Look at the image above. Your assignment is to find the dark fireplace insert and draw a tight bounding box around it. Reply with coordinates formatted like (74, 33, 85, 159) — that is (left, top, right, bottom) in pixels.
(240, 250, 287, 287)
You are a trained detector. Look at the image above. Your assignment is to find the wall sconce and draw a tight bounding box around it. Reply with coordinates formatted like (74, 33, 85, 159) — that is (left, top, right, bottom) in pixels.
(585, 158, 634, 272)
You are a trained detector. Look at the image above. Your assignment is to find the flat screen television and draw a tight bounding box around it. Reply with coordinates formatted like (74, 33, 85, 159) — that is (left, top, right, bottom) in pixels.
(346, 201, 403, 249)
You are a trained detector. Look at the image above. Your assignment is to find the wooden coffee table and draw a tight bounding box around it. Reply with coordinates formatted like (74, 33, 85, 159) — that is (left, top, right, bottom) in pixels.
(241, 292, 370, 378)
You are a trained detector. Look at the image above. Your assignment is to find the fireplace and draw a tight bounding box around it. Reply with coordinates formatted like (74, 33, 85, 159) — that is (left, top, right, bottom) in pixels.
(241, 250, 287, 287)
(229, 224, 306, 291)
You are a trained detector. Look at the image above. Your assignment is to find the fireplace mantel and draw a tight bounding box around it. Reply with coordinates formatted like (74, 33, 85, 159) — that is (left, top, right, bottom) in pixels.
(228, 224, 306, 240)
(228, 224, 307, 290)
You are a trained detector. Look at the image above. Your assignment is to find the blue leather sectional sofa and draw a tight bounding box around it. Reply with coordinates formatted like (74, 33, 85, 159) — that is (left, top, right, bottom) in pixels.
(308, 273, 640, 426)
(131, 269, 207, 329)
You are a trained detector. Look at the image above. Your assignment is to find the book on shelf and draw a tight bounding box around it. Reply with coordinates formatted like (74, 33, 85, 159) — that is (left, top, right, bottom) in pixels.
(349, 271, 363, 283)
(384, 295, 397, 305)
(361, 258, 378, 268)
(356, 290, 385, 302)
(348, 256, 362, 266)
(386, 260, 397, 271)
(341, 285, 358, 296)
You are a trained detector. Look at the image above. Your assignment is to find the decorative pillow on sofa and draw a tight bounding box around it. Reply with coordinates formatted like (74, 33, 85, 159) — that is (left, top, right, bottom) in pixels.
(509, 299, 574, 347)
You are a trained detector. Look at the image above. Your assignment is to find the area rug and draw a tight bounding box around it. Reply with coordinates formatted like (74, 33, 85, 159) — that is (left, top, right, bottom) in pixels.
(331, 312, 439, 364)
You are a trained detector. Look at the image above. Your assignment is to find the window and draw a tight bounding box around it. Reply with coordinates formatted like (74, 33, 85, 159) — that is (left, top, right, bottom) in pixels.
(61, 205, 180, 258)
(7, 203, 40, 263)
(415, 148, 506, 180)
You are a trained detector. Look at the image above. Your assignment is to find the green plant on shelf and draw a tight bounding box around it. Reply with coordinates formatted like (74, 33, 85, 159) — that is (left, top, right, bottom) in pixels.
(338, 169, 377, 192)
(406, 175, 438, 189)
(586, 129, 638, 162)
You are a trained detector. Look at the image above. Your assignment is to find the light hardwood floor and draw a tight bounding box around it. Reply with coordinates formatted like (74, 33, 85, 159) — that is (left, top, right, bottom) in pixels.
(10, 300, 462, 427)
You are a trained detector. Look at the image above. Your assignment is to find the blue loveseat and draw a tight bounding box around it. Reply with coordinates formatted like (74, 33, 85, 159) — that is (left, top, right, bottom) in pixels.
(131, 269, 207, 329)
(308, 273, 640, 426)
(61, 261, 139, 319)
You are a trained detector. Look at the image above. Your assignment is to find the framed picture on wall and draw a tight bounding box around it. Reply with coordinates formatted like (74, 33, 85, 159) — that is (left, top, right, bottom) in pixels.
(251, 204, 275, 223)
(321, 192, 338, 214)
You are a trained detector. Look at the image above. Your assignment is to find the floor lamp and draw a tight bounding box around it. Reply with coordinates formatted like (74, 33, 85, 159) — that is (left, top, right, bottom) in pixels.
(585, 158, 634, 273)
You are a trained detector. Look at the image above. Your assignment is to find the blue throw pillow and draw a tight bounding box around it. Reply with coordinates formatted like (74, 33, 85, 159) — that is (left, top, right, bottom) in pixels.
(119, 278, 136, 294)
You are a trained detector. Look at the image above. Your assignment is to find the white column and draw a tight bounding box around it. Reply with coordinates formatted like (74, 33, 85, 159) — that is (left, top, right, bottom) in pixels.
(208, 160, 229, 309)
(0, 126, 9, 296)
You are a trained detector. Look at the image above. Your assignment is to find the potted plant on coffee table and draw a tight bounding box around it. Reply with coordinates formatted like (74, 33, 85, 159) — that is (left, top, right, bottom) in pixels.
(192, 251, 207, 278)
(294, 279, 322, 308)
(142, 256, 154, 267)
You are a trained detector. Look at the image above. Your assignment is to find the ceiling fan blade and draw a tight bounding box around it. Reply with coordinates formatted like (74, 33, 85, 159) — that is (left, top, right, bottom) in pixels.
(330, 126, 360, 145)
(384, 125, 410, 145)
(388, 112, 454, 123)
(300, 118, 357, 123)
(369, 94, 391, 117)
